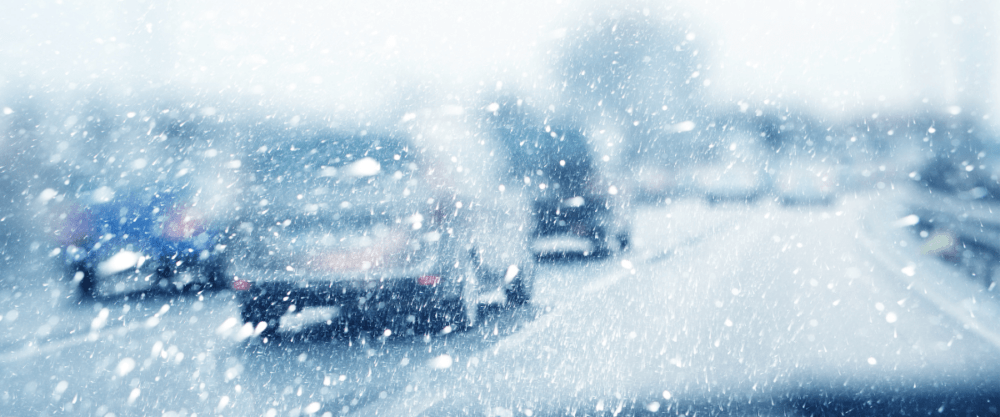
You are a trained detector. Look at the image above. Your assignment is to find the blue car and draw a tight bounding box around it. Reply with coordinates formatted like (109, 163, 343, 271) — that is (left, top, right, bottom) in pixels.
(52, 187, 228, 298)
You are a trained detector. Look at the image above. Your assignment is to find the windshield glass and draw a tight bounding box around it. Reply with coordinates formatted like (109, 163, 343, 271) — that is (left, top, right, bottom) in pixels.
(243, 135, 426, 212)
(233, 134, 446, 277)
(2, 1, 1000, 416)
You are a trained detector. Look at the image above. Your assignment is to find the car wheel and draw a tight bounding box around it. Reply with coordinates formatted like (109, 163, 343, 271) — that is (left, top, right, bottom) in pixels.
(414, 300, 475, 335)
(420, 260, 478, 334)
(155, 263, 178, 293)
(72, 265, 98, 299)
(241, 299, 282, 338)
(453, 260, 480, 329)
(504, 263, 534, 306)
(617, 233, 631, 252)
(204, 256, 229, 291)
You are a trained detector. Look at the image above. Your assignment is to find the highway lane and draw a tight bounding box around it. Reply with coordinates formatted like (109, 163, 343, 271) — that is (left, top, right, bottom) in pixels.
(1, 193, 998, 416)
(356, 194, 1000, 416)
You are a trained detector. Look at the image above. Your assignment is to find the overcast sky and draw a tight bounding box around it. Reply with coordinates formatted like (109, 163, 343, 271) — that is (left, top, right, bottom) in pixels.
(1, 0, 996, 119)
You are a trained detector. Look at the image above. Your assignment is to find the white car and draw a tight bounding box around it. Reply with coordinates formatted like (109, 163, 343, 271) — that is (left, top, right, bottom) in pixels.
(694, 163, 767, 204)
(775, 164, 840, 205)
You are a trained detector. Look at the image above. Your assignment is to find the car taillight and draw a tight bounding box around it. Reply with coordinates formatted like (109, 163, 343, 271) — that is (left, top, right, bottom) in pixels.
(417, 275, 440, 286)
(162, 205, 208, 241)
(231, 278, 251, 291)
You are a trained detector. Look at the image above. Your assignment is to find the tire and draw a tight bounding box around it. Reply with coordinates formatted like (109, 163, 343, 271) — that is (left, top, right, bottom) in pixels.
(72, 265, 98, 299)
(452, 260, 479, 330)
(178, 256, 229, 293)
(505, 263, 534, 306)
(241, 299, 282, 338)
(417, 260, 478, 334)
(413, 299, 474, 335)
(617, 233, 631, 252)
(204, 256, 230, 291)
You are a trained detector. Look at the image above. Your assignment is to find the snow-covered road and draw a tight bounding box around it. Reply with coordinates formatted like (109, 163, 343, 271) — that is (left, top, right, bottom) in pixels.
(2, 192, 999, 416)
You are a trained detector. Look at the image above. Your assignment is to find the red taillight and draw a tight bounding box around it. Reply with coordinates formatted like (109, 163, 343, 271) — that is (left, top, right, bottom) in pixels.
(417, 275, 440, 286)
(231, 279, 251, 291)
(162, 205, 208, 241)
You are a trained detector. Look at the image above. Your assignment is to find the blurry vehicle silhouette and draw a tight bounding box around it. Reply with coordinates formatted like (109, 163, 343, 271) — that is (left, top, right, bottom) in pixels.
(909, 132, 1000, 289)
(483, 100, 632, 258)
(633, 164, 679, 203)
(694, 163, 767, 204)
(775, 163, 840, 206)
(226, 129, 535, 337)
(48, 188, 227, 298)
(692, 124, 773, 205)
(521, 127, 631, 258)
(910, 199, 1000, 289)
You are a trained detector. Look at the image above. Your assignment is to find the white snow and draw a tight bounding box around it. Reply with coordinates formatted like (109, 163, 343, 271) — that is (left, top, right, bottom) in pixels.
(127, 388, 140, 405)
(504, 265, 520, 283)
(37, 188, 58, 204)
(215, 317, 239, 336)
(345, 157, 381, 177)
(893, 215, 920, 228)
(115, 358, 136, 376)
(429, 354, 454, 369)
(319, 166, 337, 177)
(90, 186, 115, 203)
(672, 121, 696, 132)
(216, 396, 230, 412)
(563, 196, 585, 207)
(96, 250, 143, 277)
(91, 308, 109, 330)
(530, 236, 595, 254)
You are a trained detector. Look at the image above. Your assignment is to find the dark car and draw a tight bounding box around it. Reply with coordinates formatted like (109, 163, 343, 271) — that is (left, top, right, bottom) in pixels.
(483, 99, 632, 258)
(496, 125, 631, 257)
(530, 188, 631, 258)
(909, 195, 1000, 289)
(226, 130, 535, 338)
(47, 187, 228, 298)
(527, 134, 632, 257)
(908, 130, 1000, 288)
